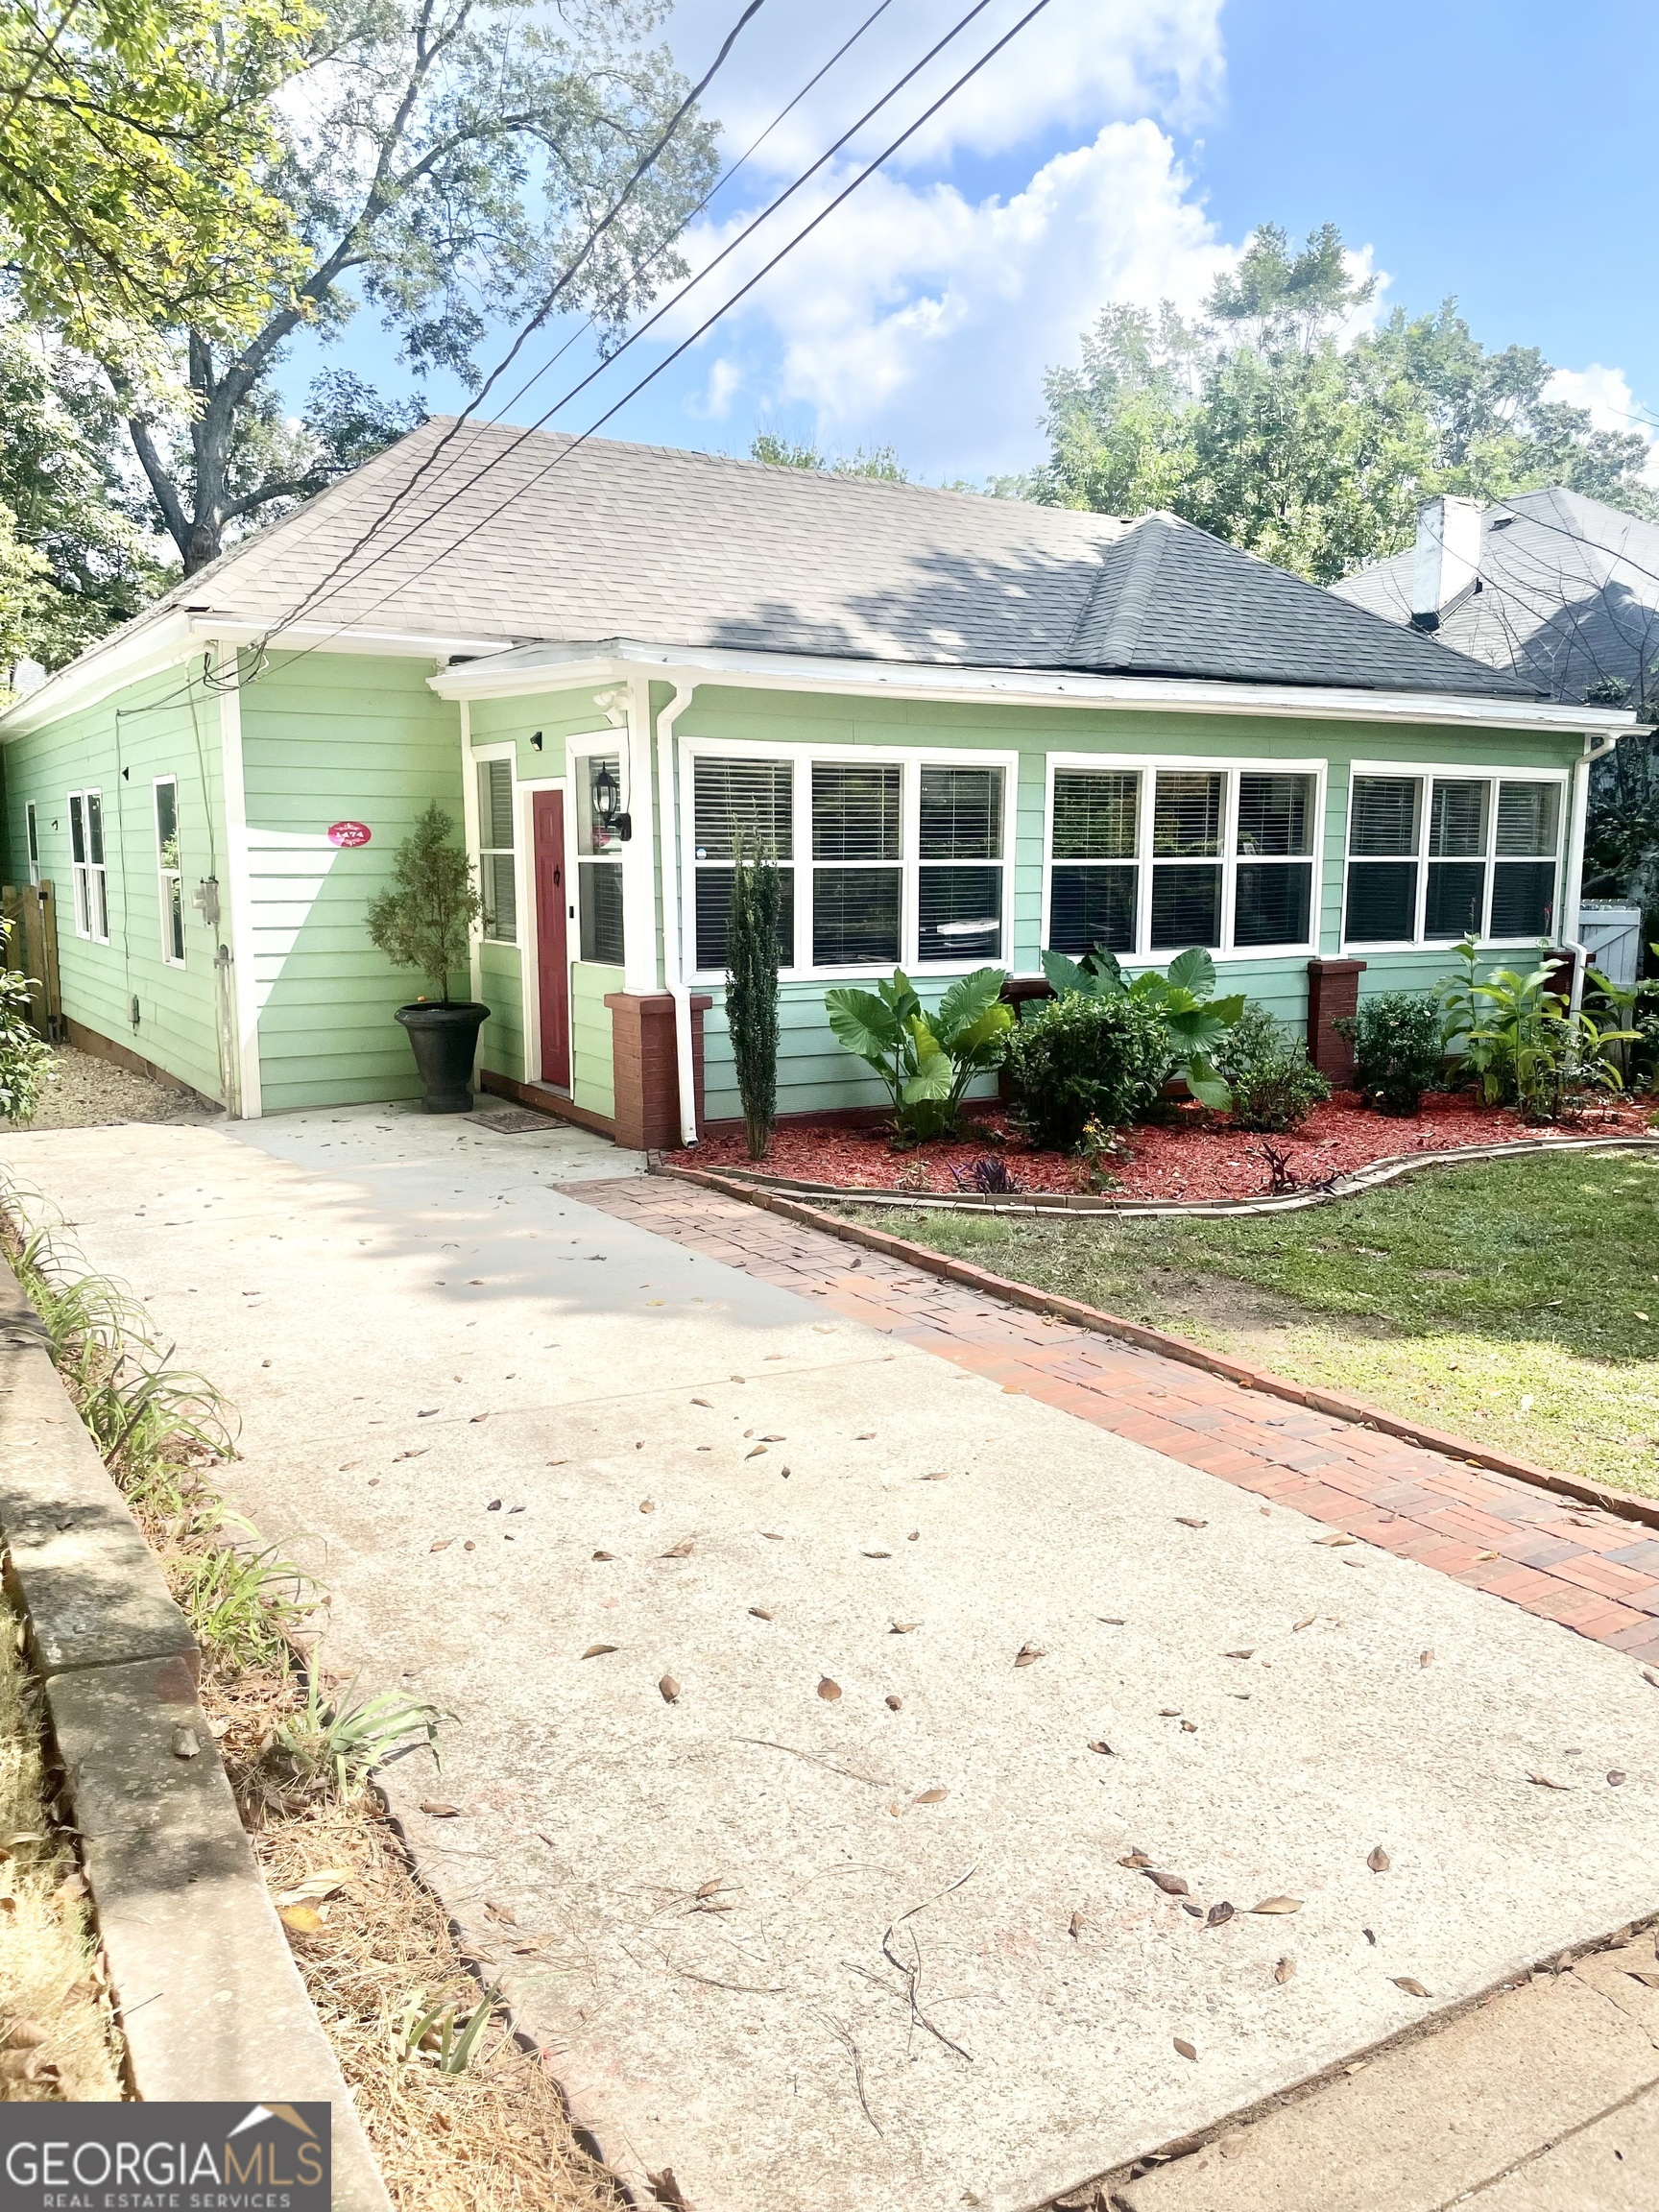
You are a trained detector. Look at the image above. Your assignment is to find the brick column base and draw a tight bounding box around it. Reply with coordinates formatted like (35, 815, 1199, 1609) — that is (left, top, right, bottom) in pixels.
(603, 992, 712, 1150)
(1307, 957, 1366, 1087)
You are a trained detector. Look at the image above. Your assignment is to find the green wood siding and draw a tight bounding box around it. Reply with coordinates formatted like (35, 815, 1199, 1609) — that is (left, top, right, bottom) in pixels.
(478, 939, 523, 1081)
(571, 960, 618, 1117)
(2, 660, 228, 1098)
(469, 687, 608, 780)
(238, 650, 464, 1112)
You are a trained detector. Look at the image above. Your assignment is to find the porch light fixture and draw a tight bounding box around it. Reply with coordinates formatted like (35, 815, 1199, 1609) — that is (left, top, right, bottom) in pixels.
(591, 758, 631, 841)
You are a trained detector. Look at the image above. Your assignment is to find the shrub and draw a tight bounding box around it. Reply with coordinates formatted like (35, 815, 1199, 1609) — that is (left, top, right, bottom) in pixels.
(1040, 943, 1241, 1108)
(725, 832, 781, 1160)
(1212, 1004, 1330, 1132)
(825, 967, 1012, 1142)
(1434, 939, 1638, 1122)
(1335, 992, 1444, 1116)
(1004, 992, 1174, 1148)
(365, 804, 481, 1003)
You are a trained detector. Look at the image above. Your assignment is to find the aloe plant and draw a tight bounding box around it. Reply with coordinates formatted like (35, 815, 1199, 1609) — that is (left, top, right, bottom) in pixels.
(825, 967, 1013, 1142)
(1039, 945, 1243, 1110)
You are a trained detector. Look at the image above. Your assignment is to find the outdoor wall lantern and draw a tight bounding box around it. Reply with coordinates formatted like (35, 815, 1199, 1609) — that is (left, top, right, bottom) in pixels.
(591, 758, 631, 841)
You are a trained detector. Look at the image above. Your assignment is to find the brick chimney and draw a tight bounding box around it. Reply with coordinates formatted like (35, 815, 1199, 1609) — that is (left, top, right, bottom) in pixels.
(1409, 495, 1483, 631)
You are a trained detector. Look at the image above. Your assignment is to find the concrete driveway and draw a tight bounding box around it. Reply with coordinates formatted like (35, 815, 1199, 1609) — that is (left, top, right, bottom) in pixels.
(5, 1108, 1657, 2212)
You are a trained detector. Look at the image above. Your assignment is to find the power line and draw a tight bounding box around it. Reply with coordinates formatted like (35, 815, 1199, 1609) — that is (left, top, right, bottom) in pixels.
(271, 0, 1002, 646)
(260, 0, 1059, 661)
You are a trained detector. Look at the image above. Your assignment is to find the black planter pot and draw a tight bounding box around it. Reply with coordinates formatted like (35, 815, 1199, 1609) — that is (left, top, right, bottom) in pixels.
(396, 1000, 491, 1113)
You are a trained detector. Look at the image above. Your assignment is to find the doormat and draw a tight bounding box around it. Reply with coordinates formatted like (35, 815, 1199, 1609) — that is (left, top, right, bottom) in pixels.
(467, 1106, 563, 1134)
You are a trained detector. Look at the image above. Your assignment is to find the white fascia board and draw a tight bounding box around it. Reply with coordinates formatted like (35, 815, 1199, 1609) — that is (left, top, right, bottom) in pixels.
(426, 634, 1638, 736)
(0, 614, 518, 740)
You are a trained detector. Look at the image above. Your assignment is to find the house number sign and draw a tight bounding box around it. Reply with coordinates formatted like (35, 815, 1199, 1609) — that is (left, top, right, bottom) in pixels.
(327, 821, 373, 848)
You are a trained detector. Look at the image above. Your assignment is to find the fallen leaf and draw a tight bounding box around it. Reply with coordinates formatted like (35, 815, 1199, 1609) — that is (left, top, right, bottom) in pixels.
(1207, 1901, 1235, 1928)
(817, 1677, 842, 1702)
(1014, 1643, 1045, 1668)
(1314, 1533, 1357, 1548)
(279, 1905, 323, 1936)
(885, 1694, 902, 1710)
(1292, 1615, 1316, 1631)
(690, 1398, 711, 1407)
(760, 1434, 786, 1443)
(922, 1472, 950, 1481)
(661, 1540, 694, 1558)
(1173, 2037, 1197, 2060)
(1527, 1773, 1571, 1790)
(1144, 1870, 1190, 1896)
(429, 1537, 452, 1552)
(276, 1869, 350, 1907)
(745, 1446, 767, 1458)
(591, 1551, 615, 1561)
(1476, 1550, 1499, 1561)
(581, 1644, 618, 1659)
(863, 1550, 892, 1559)
(420, 1800, 462, 1818)
(890, 1622, 921, 1634)
(749, 1607, 773, 1621)
(1118, 1851, 1151, 1869)
(693, 1879, 729, 1899)
(659, 1674, 680, 1703)
(1420, 1649, 1435, 1667)
(1368, 1846, 1390, 1873)
(512, 1936, 553, 1955)
(1098, 1616, 1126, 1625)
(172, 1728, 199, 1761)
(54, 1870, 86, 1903)
(1608, 1770, 1627, 1787)
(1626, 1970, 1659, 1988)
(914, 1788, 949, 1805)
(0, 2020, 49, 2050)
(1251, 1897, 1302, 1915)
(1392, 1977, 1430, 1997)
(1175, 1516, 1208, 1529)
(1069, 1910, 1089, 1939)
(1159, 1708, 1182, 1718)
(639, 1501, 657, 1514)
(1088, 1741, 1114, 1756)
(1224, 1649, 1255, 1660)
(485, 1900, 517, 1925)
(1274, 1956, 1295, 1984)
(1180, 1720, 1198, 1733)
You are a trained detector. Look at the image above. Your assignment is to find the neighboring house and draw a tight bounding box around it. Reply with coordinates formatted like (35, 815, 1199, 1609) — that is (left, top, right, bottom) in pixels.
(0, 423, 1634, 1142)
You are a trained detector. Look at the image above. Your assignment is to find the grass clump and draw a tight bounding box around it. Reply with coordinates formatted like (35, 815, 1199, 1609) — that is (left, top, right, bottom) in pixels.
(878, 1149, 1659, 1495)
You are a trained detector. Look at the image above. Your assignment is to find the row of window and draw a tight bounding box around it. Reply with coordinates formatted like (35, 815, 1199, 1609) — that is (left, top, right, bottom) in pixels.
(472, 751, 1568, 974)
(26, 784, 186, 964)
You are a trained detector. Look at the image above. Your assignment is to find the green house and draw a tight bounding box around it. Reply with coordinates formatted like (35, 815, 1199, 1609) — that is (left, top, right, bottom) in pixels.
(0, 421, 1634, 1142)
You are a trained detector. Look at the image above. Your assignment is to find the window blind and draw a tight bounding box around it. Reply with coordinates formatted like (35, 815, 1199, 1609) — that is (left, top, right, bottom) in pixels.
(1345, 860, 1417, 943)
(579, 861, 624, 966)
(694, 866, 795, 972)
(1490, 860, 1554, 938)
(1429, 780, 1487, 857)
(1425, 861, 1484, 939)
(1153, 771, 1223, 856)
(479, 759, 515, 852)
(1048, 865, 1135, 955)
(1235, 862, 1311, 948)
(1350, 777, 1420, 856)
(812, 764, 901, 860)
(1150, 863, 1221, 949)
(1496, 781, 1559, 856)
(919, 766, 1001, 858)
(813, 867, 900, 966)
(693, 757, 792, 859)
(1237, 773, 1313, 856)
(477, 759, 517, 943)
(1052, 770, 1138, 861)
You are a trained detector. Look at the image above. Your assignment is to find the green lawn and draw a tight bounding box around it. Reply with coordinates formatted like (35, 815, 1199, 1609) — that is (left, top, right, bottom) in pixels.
(873, 1151, 1659, 1497)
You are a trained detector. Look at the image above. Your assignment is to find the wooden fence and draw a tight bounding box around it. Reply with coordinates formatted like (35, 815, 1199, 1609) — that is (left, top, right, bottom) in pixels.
(2, 880, 63, 1038)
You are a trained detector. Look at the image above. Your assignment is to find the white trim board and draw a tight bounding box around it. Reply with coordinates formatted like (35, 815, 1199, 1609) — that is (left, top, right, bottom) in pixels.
(214, 645, 262, 1120)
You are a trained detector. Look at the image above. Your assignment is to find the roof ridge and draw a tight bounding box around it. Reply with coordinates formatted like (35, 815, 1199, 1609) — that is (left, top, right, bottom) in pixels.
(1079, 512, 1170, 666)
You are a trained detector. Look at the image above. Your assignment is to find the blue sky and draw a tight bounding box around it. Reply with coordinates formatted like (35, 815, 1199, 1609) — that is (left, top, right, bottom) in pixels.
(283, 0, 1659, 485)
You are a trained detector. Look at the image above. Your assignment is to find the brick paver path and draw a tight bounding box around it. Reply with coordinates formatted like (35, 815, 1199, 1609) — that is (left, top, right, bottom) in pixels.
(577, 1173, 1659, 1669)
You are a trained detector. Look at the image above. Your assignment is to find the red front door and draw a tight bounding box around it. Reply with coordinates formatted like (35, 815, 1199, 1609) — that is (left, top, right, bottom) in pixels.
(533, 790, 571, 1087)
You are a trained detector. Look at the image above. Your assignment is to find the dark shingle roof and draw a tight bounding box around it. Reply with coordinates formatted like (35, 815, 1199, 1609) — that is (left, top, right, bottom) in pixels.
(1331, 488, 1659, 703)
(146, 418, 1538, 697)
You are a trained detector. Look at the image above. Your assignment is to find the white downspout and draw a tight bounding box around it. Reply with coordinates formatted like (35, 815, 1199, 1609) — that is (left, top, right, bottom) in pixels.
(654, 679, 699, 1145)
(1563, 726, 1627, 1011)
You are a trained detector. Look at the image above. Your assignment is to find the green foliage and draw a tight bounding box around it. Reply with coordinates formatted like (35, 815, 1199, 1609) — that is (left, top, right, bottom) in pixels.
(1211, 1003, 1331, 1132)
(172, 1539, 312, 1670)
(750, 431, 908, 480)
(396, 1982, 501, 2074)
(1011, 223, 1655, 581)
(1039, 942, 1242, 1108)
(1335, 991, 1445, 1115)
(825, 968, 1013, 1142)
(273, 1670, 447, 1802)
(725, 832, 781, 1162)
(1004, 992, 1175, 1148)
(0, 928, 54, 1121)
(1434, 940, 1638, 1122)
(365, 805, 481, 1005)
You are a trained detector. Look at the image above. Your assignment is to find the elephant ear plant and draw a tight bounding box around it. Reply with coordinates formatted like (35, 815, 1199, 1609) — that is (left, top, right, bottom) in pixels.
(1040, 944, 1243, 1109)
(825, 967, 1013, 1142)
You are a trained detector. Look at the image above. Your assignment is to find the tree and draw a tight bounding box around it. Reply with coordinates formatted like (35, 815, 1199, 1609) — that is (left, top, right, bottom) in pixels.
(725, 830, 781, 1160)
(0, 0, 314, 366)
(366, 804, 480, 1002)
(750, 430, 908, 481)
(111, 0, 721, 573)
(1016, 224, 1656, 584)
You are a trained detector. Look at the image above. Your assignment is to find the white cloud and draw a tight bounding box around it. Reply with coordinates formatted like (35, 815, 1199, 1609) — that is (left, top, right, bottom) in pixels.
(1544, 363, 1659, 481)
(666, 0, 1224, 175)
(669, 120, 1232, 478)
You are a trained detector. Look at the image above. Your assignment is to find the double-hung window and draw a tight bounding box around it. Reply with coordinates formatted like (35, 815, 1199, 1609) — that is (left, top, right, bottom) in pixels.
(1046, 761, 1318, 956)
(575, 752, 625, 966)
(685, 751, 1010, 976)
(1344, 771, 1563, 947)
(476, 759, 517, 943)
(154, 778, 184, 965)
(67, 789, 108, 943)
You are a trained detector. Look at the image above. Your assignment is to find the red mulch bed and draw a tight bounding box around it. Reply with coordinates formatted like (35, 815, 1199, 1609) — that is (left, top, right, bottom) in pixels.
(670, 1093, 1655, 1203)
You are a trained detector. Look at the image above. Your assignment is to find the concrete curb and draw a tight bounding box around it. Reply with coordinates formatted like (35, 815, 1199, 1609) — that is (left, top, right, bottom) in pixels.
(675, 1131, 1659, 1218)
(661, 1164, 1659, 1534)
(0, 1259, 392, 2210)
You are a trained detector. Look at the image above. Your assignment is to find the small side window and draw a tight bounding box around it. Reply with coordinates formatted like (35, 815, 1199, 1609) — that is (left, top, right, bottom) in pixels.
(155, 779, 184, 966)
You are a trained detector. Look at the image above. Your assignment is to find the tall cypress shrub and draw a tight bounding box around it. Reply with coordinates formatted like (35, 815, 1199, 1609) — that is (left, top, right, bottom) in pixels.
(726, 830, 781, 1160)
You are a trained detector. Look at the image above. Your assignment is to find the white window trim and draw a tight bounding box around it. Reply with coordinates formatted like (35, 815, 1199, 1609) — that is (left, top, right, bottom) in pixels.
(568, 732, 629, 970)
(23, 800, 38, 886)
(680, 735, 1019, 984)
(1340, 759, 1571, 955)
(472, 747, 518, 946)
(1040, 751, 1329, 963)
(66, 787, 109, 945)
(153, 775, 184, 968)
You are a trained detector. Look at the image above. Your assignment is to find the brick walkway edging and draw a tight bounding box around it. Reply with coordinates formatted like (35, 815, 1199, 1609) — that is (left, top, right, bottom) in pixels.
(684, 1132, 1659, 1220)
(661, 1163, 1659, 1536)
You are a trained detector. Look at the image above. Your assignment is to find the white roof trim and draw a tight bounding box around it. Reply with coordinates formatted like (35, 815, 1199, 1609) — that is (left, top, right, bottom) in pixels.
(428, 634, 1638, 734)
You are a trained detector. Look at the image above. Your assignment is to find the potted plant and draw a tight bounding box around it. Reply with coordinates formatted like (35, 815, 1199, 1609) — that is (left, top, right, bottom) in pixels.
(366, 804, 490, 1113)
